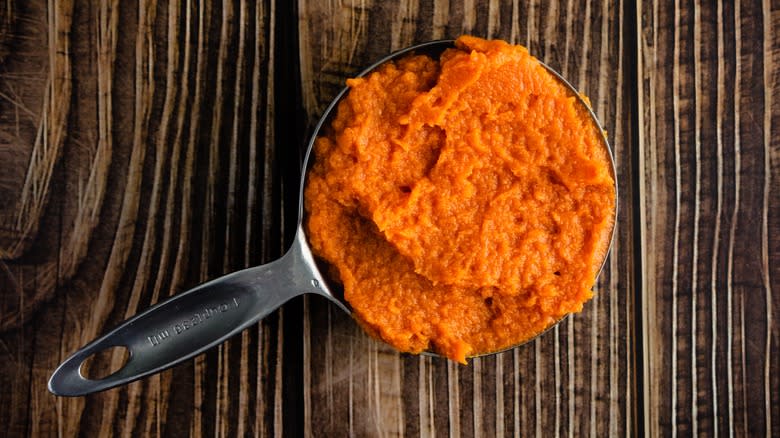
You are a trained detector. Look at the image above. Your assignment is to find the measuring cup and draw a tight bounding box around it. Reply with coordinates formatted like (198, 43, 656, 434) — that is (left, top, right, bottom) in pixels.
(48, 40, 616, 396)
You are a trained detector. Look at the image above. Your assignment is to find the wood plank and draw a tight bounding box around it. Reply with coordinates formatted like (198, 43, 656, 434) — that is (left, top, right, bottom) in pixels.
(0, 0, 282, 436)
(3, 0, 775, 436)
(638, 0, 780, 435)
(297, 1, 638, 436)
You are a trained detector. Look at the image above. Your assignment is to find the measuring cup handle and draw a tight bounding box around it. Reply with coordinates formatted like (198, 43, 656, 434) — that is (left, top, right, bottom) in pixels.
(48, 239, 315, 397)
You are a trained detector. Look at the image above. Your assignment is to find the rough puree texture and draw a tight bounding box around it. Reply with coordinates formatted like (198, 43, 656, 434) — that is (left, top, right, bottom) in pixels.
(305, 36, 615, 363)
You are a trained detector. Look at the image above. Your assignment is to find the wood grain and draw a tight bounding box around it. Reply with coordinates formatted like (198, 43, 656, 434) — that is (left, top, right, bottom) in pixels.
(638, 0, 780, 435)
(0, 0, 72, 331)
(0, 0, 777, 436)
(297, 0, 638, 436)
(0, 1, 283, 436)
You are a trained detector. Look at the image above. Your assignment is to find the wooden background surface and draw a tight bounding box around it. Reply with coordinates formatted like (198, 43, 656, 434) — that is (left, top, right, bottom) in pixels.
(0, 0, 776, 436)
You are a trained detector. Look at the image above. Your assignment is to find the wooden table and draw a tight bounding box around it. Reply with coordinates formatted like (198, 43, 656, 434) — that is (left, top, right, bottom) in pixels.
(0, 1, 777, 436)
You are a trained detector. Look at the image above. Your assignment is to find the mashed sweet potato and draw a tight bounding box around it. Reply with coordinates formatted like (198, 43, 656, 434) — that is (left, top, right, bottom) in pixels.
(304, 36, 615, 363)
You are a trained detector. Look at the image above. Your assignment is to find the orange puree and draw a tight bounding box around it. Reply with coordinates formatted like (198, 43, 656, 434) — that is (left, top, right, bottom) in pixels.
(304, 36, 615, 363)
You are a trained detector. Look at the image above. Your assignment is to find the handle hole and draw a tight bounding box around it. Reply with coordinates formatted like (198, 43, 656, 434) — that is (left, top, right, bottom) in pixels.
(79, 346, 130, 380)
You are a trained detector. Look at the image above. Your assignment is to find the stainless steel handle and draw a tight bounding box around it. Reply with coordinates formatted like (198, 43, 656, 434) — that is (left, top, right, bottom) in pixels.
(48, 233, 322, 396)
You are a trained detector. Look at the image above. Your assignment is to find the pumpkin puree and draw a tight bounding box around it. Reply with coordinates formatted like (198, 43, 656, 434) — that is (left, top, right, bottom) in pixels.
(305, 36, 615, 363)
